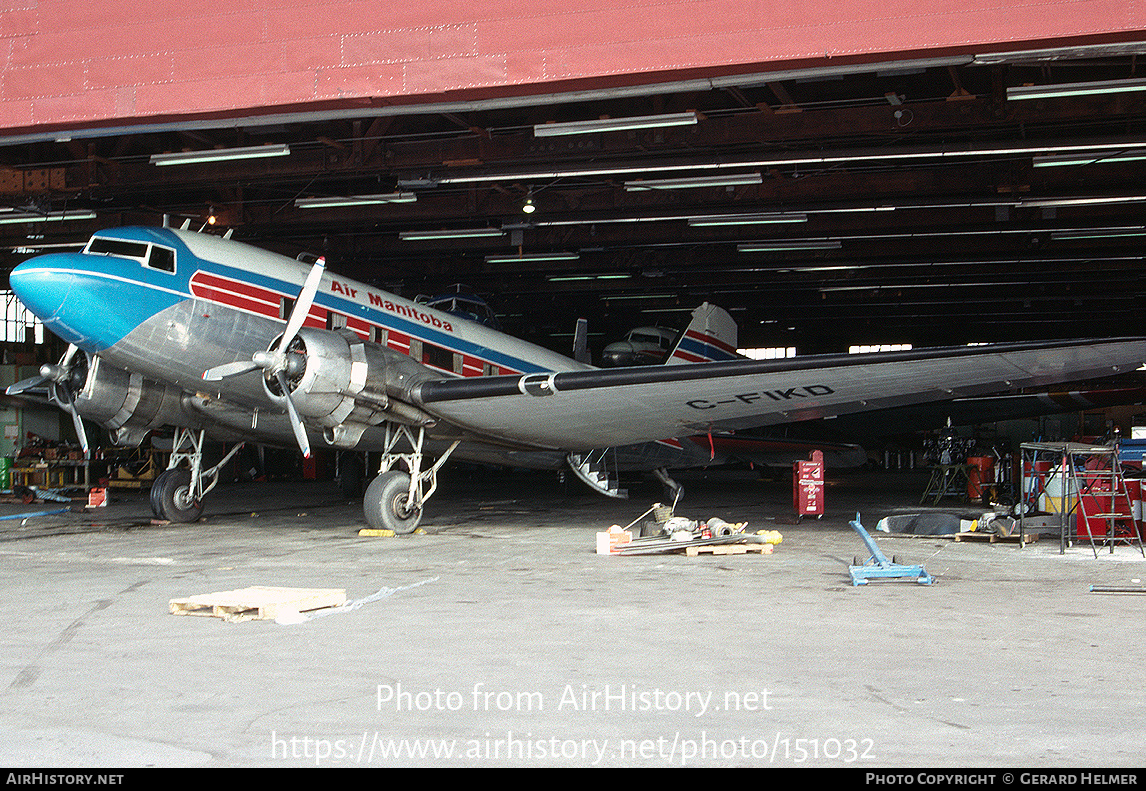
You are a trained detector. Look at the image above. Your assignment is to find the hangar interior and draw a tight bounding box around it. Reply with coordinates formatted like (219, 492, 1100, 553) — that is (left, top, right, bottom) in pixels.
(1, 44, 1146, 353)
(5, 5, 1146, 770)
(0, 10, 1145, 498)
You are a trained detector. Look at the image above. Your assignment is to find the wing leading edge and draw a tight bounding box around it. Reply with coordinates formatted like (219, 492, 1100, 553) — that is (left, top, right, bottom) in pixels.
(412, 338, 1146, 451)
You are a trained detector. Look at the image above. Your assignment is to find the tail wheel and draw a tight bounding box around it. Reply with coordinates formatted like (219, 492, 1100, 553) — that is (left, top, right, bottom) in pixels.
(364, 470, 422, 534)
(152, 468, 203, 523)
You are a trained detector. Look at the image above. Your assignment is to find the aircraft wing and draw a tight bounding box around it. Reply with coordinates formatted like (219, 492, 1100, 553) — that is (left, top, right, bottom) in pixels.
(413, 338, 1146, 451)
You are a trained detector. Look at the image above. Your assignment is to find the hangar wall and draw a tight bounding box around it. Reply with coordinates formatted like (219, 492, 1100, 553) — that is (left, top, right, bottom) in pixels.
(0, 0, 1143, 134)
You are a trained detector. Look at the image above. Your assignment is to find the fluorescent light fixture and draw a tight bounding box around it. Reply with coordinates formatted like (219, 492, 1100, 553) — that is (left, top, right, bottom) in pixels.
(738, 239, 841, 252)
(1034, 151, 1146, 167)
(485, 252, 580, 264)
(150, 144, 290, 166)
(1007, 77, 1146, 101)
(547, 273, 632, 281)
(688, 212, 807, 226)
(625, 173, 762, 191)
(1019, 194, 1146, 208)
(535, 112, 699, 137)
(1050, 228, 1146, 240)
(295, 193, 417, 208)
(3, 242, 86, 251)
(435, 141, 1146, 185)
(399, 228, 505, 240)
(0, 210, 97, 225)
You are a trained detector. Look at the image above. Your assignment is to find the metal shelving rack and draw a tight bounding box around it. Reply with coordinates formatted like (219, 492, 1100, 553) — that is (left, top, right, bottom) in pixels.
(1019, 441, 1145, 557)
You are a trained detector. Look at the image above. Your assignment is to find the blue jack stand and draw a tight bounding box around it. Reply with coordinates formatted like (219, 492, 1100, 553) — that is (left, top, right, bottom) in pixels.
(848, 512, 935, 586)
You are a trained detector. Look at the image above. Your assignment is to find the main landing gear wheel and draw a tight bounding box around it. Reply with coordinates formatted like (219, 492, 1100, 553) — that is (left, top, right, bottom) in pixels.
(364, 470, 422, 534)
(151, 468, 204, 523)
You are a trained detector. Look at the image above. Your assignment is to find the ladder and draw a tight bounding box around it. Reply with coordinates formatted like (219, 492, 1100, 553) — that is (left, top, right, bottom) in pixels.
(567, 449, 628, 499)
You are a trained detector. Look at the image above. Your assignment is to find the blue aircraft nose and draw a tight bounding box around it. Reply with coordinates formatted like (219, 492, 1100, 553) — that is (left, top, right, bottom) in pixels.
(10, 247, 186, 352)
(9, 253, 83, 343)
(7, 252, 98, 343)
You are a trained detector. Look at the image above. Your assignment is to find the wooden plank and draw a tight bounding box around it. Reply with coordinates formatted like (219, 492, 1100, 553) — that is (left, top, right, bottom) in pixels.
(953, 531, 1038, 545)
(170, 586, 346, 622)
(685, 543, 773, 557)
(953, 531, 997, 543)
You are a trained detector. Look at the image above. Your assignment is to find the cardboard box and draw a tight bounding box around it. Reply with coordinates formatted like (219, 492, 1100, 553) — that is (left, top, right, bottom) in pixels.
(596, 526, 632, 555)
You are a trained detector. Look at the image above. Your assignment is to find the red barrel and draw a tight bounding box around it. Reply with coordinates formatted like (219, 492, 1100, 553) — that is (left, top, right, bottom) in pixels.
(967, 456, 995, 499)
(1022, 459, 1052, 504)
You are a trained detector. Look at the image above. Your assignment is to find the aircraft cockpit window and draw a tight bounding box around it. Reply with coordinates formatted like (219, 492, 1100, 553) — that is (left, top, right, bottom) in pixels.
(147, 246, 176, 273)
(86, 237, 149, 260)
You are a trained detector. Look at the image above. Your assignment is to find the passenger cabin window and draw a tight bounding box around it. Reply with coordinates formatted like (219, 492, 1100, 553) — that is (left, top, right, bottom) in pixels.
(421, 342, 454, 372)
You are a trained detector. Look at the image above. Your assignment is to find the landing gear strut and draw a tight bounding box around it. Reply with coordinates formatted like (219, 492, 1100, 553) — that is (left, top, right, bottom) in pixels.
(363, 424, 459, 534)
(652, 467, 684, 510)
(150, 428, 244, 522)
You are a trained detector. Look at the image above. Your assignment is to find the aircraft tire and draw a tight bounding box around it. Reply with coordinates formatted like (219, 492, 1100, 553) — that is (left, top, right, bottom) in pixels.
(149, 475, 164, 518)
(152, 468, 203, 523)
(364, 470, 421, 534)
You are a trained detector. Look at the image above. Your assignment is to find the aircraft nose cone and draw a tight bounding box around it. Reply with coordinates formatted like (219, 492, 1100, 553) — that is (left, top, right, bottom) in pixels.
(9, 254, 75, 321)
(600, 341, 638, 367)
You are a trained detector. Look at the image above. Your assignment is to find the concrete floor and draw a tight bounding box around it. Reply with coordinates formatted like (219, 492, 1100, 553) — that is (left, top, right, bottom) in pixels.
(0, 466, 1143, 768)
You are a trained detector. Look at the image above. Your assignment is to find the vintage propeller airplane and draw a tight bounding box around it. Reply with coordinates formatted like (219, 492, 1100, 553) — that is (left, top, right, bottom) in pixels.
(7, 224, 1146, 533)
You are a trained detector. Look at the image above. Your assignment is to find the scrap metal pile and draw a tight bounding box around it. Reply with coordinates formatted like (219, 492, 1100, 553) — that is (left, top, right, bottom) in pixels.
(597, 502, 782, 556)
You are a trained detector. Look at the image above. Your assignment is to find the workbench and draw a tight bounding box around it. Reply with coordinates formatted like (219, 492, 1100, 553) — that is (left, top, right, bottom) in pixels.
(11, 459, 90, 489)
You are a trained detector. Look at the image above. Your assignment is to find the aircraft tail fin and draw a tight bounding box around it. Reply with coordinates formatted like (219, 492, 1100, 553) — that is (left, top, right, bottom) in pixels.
(573, 318, 592, 365)
(665, 303, 741, 365)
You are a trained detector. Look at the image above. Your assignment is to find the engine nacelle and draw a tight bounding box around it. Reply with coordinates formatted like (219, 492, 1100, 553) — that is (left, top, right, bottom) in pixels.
(74, 355, 191, 445)
(266, 328, 438, 447)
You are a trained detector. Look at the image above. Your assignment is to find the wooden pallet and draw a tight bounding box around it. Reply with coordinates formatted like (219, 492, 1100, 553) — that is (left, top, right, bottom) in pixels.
(953, 531, 1039, 545)
(169, 586, 346, 622)
(685, 543, 773, 557)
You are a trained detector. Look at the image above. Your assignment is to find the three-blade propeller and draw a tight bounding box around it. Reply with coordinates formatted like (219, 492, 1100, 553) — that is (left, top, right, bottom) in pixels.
(7, 344, 91, 456)
(201, 257, 326, 458)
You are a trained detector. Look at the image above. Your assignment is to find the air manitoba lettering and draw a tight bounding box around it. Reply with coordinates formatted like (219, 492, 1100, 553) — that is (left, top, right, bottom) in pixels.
(686, 384, 834, 410)
(363, 290, 454, 333)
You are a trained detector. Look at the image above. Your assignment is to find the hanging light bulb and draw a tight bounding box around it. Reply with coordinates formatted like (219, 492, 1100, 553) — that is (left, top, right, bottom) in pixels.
(522, 196, 536, 214)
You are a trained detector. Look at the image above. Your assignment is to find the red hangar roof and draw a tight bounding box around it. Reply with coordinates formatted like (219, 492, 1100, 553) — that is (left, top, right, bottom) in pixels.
(2, 0, 1145, 136)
